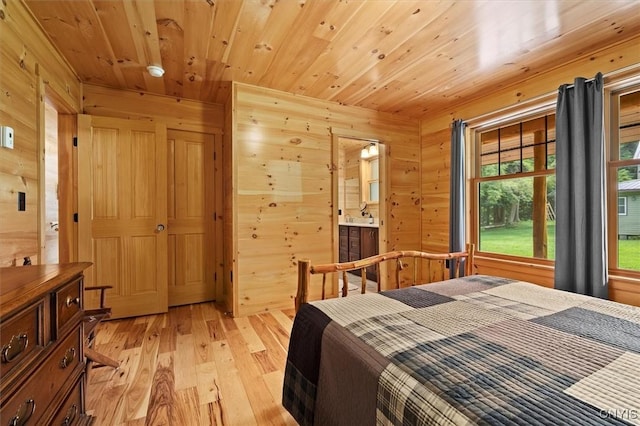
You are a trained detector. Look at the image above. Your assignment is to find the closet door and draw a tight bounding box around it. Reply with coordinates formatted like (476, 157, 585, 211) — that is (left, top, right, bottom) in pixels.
(78, 115, 168, 318)
(167, 130, 216, 306)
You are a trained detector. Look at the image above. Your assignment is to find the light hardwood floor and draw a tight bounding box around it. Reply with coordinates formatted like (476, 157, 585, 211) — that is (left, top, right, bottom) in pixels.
(86, 303, 298, 425)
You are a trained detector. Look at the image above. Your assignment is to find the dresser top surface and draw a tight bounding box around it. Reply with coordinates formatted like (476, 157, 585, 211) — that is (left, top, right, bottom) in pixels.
(0, 262, 92, 316)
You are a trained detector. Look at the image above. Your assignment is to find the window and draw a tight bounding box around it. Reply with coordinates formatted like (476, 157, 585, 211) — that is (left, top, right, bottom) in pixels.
(608, 86, 640, 272)
(618, 197, 628, 215)
(361, 148, 379, 204)
(474, 113, 556, 260)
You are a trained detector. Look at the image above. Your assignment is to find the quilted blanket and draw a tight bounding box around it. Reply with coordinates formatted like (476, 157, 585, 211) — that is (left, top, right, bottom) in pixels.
(283, 275, 640, 425)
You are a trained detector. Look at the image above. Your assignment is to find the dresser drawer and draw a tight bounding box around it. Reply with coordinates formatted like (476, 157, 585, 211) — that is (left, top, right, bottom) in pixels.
(0, 301, 45, 382)
(50, 376, 83, 426)
(0, 327, 82, 425)
(54, 276, 83, 336)
(339, 226, 348, 236)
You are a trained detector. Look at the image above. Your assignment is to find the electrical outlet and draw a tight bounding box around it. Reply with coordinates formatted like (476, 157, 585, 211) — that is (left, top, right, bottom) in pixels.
(1, 126, 14, 149)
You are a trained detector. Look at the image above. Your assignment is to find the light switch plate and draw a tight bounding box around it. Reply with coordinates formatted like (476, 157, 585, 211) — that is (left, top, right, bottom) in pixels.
(1, 126, 14, 149)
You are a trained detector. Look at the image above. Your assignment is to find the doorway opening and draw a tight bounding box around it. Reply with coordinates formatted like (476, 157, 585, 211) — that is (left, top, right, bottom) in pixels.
(333, 134, 388, 295)
(43, 100, 59, 264)
(41, 86, 77, 265)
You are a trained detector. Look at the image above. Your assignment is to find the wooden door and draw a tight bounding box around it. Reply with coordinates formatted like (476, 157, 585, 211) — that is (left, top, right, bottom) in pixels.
(167, 130, 215, 306)
(78, 115, 168, 319)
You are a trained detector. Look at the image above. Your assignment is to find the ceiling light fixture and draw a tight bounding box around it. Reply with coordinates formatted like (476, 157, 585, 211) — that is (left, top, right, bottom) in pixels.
(361, 143, 378, 159)
(146, 65, 165, 78)
(368, 143, 378, 157)
(361, 145, 370, 159)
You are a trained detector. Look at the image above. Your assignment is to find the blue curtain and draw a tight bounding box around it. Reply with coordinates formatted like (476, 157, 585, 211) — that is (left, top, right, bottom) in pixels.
(554, 73, 608, 298)
(450, 119, 466, 277)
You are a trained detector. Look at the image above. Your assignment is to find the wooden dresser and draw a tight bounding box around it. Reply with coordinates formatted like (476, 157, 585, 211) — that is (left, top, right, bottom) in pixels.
(0, 263, 94, 425)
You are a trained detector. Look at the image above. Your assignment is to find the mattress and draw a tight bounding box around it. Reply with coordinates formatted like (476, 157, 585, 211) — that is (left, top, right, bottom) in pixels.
(283, 275, 640, 425)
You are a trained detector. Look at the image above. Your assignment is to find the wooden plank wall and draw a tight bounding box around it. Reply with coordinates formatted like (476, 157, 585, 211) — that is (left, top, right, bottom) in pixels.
(0, 0, 81, 266)
(232, 82, 419, 316)
(82, 84, 224, 135)
(419, 35, 640, 305)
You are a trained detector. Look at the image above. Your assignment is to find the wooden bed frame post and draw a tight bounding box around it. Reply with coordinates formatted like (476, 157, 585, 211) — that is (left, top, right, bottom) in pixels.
(296, 260, 311, 312)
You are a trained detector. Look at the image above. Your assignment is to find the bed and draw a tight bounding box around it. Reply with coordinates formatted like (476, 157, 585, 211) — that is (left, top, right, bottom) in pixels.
(283, 247, 640, 425)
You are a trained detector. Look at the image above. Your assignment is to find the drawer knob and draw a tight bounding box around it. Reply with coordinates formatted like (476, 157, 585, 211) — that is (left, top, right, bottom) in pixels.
(9, 398, 36, 426)
(61, 403, 78, 426)
(1, 333, 28, 363)
(60, 347, 76, 369)
(65, 296, 80, 307)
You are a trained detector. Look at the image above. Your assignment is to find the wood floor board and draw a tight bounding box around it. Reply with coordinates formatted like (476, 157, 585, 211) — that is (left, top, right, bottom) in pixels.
(263, 370, 299, 426)
(206, 317, 226, 341)
(158, 324, 177, 354)
(94, 319, 119, 345)
(145, 353, 178, 425)
(176, 387, 202, 424)
(175, 305, 193, 335)
(200, 401, 225, 426)
(123, 323, 149, 349)
(210, 339, 258, 425)
(87, 302, 295, 425)
(112, 347, 142, 388)
(200, 302, 220, 321)
(258, 312, 292, 354)
(122, 315, 164, 421)
(195, 361, 221, 405)
(174, 334, 198, 390)
(225, 327, 283, 425)
(270, 311, 295, 341)
(220, 313, 238, 333)
(235, 316, 267, 353)
(115, 318, 138, 334)
(248, 315, 287, 370)
(192, 304, 215, 363)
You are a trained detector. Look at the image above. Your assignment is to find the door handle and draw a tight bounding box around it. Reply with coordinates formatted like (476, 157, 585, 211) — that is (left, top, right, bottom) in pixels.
(156, 224, 166, 232)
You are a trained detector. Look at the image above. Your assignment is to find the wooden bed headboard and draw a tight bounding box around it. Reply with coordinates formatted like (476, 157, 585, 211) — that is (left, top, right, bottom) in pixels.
(295, 244, 475, 311)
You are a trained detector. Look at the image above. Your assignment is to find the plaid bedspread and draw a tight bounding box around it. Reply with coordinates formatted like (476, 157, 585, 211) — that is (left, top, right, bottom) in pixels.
(283, 275, 640, 425)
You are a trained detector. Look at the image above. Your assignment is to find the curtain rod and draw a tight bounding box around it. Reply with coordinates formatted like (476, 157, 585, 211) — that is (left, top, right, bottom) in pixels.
(560, 75, 598, 90)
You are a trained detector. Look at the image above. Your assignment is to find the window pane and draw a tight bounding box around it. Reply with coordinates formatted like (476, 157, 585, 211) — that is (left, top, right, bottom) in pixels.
(617, 171, 640, 271)
(370, 158, 379, 180)
(478, 175, 556, 259)
(481, 153, 499, 177)
(619, 91, 640, 161)
(480, 129, 499, 177)
(499, 123, 521, 175)
(369, 182, 379, 202)
(618, 197, 627, 215)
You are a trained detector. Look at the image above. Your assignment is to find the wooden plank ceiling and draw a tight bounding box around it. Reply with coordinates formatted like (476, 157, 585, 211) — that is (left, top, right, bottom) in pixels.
(25, 0, 640, 118)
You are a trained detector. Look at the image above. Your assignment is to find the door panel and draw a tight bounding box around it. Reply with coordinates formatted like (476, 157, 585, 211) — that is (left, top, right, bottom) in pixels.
(78, 115, 167, 318)
(167, 130, 215, 306)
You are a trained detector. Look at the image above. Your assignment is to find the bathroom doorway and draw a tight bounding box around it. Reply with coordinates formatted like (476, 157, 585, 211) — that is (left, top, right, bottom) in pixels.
(331, 131, 388, 295)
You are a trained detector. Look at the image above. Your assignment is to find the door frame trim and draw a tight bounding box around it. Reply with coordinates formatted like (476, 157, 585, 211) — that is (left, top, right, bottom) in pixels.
(330, 127, 388, 294)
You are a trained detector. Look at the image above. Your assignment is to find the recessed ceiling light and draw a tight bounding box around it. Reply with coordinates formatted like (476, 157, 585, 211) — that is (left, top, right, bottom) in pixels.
(147, 65, 165, 78)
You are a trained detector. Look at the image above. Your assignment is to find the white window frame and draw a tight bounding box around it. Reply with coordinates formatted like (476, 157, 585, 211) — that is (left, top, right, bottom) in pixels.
(618, 196, 628, 215)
